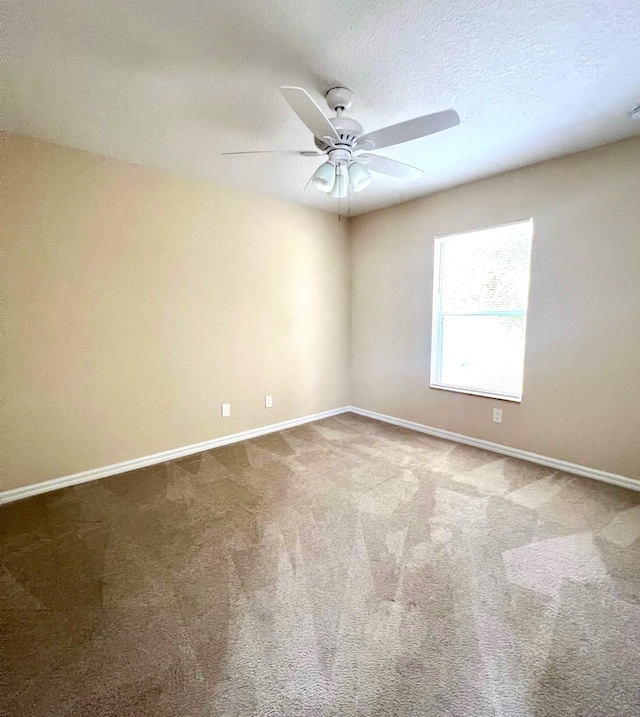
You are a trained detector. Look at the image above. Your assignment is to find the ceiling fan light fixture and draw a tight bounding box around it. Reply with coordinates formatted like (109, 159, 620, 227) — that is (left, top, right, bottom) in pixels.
(311, 161, 336, 192)
(348, 162, 373, 192)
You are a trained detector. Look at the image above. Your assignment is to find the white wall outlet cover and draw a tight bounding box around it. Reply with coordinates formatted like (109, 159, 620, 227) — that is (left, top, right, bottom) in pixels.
(265, 395, 273, 408)
(492, 408, 503, 423)
(221, 403, 231, 418)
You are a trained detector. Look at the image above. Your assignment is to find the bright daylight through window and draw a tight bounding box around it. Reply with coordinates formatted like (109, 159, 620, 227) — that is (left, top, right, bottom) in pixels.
(430, 219, 533, 402)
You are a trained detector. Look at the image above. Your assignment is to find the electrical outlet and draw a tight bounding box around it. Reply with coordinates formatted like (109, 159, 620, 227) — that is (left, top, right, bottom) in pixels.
(492, 408, 503, 423)
(265, 395, 273, 408)
(221, 403, 231, 418)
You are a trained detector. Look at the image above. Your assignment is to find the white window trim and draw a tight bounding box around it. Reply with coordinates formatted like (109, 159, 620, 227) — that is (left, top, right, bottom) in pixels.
(430, 219, 533, 403)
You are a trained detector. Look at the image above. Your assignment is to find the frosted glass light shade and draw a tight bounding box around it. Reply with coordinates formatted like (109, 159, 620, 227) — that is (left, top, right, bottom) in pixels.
(328, 165, 348, 199)
(348, 162, 372, 192)
(329, 171, 348, 199)
(311, 162, 336, 192)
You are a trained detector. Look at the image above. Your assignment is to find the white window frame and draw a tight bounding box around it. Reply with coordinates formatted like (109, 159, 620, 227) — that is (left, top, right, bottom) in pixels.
(430, 219, 533, 403)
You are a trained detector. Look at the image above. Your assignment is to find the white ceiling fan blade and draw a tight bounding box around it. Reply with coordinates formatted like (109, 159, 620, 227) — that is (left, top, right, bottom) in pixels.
(361, 154, 424, 180)
(280, 87, 340, 142)
(222, 150, 323, 156)
(357, 109, 460, 150)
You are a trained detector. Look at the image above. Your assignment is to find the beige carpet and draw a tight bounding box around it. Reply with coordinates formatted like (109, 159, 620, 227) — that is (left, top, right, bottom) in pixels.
(1, 412, 640, 716)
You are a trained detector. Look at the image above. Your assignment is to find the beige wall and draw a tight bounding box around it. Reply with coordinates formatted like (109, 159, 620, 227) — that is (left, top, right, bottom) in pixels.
(350, 137, 640, 480)
(3, 133, 639, 491)
(2, 134, 350, 490)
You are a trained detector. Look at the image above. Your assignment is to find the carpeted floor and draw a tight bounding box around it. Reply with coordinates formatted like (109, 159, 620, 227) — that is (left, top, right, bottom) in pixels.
(1, 413, 640, 716)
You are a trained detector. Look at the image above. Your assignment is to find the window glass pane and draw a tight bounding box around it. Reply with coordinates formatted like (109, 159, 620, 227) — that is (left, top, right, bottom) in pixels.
(439, 314, 527, 398)
(439, 223, 531, 313)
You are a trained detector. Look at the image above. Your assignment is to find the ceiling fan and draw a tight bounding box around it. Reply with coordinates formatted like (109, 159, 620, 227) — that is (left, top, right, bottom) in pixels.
(223, 86, 460, 199)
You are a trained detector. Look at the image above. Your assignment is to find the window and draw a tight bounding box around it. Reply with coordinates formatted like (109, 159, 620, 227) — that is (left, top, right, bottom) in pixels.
(430, 219, 533, 402)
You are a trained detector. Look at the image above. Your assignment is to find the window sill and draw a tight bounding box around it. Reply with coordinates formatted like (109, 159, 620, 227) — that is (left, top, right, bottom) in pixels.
(429, 383, 522, 403)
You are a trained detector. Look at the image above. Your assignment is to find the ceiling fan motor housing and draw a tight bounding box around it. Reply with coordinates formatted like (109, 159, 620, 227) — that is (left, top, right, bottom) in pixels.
(314, 115, 364, 152)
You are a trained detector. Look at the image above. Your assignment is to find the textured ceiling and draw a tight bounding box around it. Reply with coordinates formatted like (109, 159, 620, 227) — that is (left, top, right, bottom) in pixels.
(6, 0, 640, 215)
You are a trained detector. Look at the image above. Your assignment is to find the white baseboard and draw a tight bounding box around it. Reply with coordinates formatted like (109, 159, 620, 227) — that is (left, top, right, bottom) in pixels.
(0, 407, 351, 505)
(3, 404, 637, 505)
(348, 406, 640, 492)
